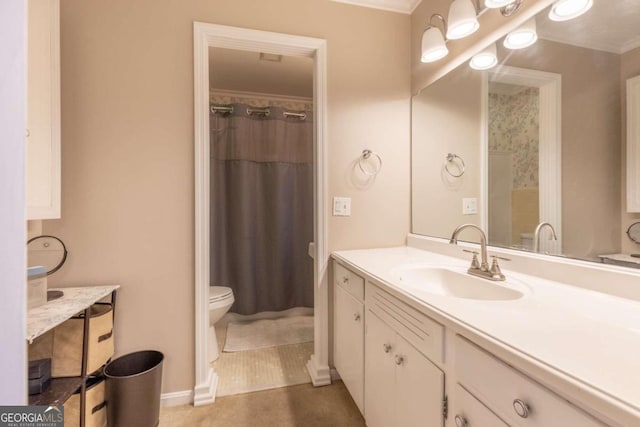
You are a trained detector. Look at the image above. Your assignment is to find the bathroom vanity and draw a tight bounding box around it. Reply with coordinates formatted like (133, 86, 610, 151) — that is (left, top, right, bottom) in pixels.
(332, 244, 640, 427)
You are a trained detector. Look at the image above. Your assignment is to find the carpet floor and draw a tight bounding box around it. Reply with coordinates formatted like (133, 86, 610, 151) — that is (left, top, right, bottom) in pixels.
(159, 381, 366, 427)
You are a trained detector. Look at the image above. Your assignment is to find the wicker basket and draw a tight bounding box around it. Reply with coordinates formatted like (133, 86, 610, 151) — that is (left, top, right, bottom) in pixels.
(64, 377, 107, 427)
(52, 303, 114, 377)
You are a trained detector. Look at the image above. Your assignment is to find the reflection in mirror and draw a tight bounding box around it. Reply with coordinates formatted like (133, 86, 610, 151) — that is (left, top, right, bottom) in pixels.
(412, 1, 640, 268)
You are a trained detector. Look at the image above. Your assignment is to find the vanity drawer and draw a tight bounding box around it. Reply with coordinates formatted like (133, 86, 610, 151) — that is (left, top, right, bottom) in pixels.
(334, 262, 364, 302)
(454, 384, 508, 427)
(455, 336, 605, 427)
(366, 282, 444, 364)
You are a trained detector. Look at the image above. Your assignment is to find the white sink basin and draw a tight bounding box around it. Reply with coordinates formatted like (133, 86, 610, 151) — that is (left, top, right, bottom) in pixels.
(392, 266, 526, 301)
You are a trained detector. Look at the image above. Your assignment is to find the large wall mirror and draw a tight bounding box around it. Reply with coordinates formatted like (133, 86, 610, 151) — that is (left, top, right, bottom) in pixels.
(412, 1, 640, 268)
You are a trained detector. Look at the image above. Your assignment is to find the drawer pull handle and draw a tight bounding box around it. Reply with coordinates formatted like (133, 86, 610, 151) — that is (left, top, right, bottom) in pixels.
(454, 415, 468, 427)
(98, 330, 113, 342)
(395, 355, 405, 366)
(383, 343, 392, 353)
(513, 399, 530, 418)
(342, 276, 349, 284)
(353, 313, 361, 321)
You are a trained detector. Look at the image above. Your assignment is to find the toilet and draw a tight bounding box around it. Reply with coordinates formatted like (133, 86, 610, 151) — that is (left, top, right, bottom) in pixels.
(208, 286, 235, 362)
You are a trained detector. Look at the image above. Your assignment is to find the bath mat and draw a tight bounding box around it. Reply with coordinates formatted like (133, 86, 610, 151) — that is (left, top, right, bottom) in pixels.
(223, 315, 313, 352)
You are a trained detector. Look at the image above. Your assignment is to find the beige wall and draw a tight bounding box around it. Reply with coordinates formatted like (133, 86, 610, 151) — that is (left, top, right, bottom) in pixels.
(412, 65, 482, 239)
(43, 0, 411, 393)
(499, 40, 621, 259)
(621, 47, 640, 254)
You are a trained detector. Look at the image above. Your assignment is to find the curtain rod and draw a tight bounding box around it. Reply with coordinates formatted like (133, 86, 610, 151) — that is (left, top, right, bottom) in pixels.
(210, 104, 308, 121)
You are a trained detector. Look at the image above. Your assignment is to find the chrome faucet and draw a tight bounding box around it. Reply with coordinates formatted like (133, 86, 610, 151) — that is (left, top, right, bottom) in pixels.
(450, 224, 507, 281)
(533, 222, 558, 253)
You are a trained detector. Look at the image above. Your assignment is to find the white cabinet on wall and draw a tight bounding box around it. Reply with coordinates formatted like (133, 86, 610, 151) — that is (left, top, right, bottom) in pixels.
(27, 0, 61, 220)
(365, 283, 445, 427)
(333, 263, 365, 414)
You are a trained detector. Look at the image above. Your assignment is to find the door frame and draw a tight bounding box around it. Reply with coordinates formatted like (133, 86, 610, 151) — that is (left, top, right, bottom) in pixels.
(482, 65, 562, 254)
(193, 22, 329, 405)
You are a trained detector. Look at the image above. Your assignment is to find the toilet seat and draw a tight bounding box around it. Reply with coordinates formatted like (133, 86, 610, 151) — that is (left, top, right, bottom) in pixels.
(209, 286, 233, 303)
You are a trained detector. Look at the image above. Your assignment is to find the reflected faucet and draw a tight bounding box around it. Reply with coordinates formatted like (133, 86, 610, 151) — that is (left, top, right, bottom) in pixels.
(450, 224, 507, 281)
(533, 222, 558, 253)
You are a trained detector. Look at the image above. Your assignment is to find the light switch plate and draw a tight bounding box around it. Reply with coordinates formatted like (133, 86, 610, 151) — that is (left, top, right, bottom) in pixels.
(333, 197, 351, 216)
(463, 197, 478, 215)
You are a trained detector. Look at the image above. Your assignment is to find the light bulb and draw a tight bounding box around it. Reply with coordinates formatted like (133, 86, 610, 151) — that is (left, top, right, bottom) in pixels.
(503, 18, 538, 50)
(421, 27, 449, 63)
(447, 0, 480, 40)
(549, 0, 593, 21)
(484, 0, 514, 8)
(470, 43, 498, 70)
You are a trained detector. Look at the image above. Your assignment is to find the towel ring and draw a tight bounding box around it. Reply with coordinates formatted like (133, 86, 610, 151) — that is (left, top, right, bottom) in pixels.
(358, 149, 383, 176)
(444, 153, 465, 178)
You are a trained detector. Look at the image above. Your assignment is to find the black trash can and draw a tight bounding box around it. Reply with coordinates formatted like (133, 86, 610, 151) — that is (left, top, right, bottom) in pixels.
(104, 350, 164, 427)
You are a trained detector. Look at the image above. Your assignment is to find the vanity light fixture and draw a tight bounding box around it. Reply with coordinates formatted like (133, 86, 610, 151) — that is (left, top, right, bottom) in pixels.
(421, 14, 449, 63)
(548, 0, 593, 21)
(503, 17, 537, 49)
(447, 0, 480, 40)
(470, 43, 498, 70)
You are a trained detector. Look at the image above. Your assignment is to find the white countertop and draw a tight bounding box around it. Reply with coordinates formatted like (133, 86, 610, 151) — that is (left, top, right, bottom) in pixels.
(333, 246, 640, 419)
(27, 285, 119, 343)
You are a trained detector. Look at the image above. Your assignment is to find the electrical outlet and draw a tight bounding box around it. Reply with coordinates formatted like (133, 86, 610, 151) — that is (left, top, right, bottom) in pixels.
(462, 198, 478, 215)
(333, 197, 351, 216)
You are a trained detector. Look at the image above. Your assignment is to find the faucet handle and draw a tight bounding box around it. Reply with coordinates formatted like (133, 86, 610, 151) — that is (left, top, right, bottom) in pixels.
(489, 255, 507, 280)
(463, 249, 480, 270)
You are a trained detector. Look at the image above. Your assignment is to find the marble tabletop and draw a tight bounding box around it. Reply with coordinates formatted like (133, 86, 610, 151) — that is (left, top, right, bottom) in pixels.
(27, 285, 119, 343)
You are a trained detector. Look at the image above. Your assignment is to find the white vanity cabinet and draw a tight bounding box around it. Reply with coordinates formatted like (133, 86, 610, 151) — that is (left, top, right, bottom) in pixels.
(454, 336, 606, 427)
(27, 0, 61, 219)
(454, 384, 509, 427)
(333, 263, 365, 413)
(364, 283, 445, 427)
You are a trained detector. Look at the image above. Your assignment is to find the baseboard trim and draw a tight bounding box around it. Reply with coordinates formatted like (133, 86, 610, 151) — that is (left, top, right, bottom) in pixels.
(193, 367, 218, 407)
(161, 389, 193, 407)
(306, 354, 331, 386)
(330, 368, 341, 382)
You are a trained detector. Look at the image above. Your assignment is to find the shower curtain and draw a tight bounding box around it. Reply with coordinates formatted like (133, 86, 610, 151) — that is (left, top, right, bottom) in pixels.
(210, 103, 314, 315)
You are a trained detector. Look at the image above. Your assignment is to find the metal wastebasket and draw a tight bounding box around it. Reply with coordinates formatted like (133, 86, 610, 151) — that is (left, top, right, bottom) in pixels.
(104, 350, 164, 427)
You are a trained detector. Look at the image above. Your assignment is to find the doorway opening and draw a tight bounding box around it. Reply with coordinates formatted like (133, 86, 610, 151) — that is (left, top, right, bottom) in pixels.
(193, 23, 329, 406)
(208, 47, 314, 396)
(482, 66, 562, 255)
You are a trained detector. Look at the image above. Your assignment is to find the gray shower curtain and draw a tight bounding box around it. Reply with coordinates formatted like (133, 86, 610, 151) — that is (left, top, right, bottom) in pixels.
(210, 104, 314, 315)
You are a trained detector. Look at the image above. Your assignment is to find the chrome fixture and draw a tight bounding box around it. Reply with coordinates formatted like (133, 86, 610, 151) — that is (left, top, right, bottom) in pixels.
(444, 153, 465, 177)
(503, 17, 537, 49)
(447, 0, 480, 40)
(533, 222, 558, 253)
(548, 0, 592, 21)
(500, 0, 522, 17)
(469, 42, 498, 70)
(421, 0, 524, 63)
(421, 14, 449, 63)
(450, 224, 508, 281)
(358, 149, 383, 176)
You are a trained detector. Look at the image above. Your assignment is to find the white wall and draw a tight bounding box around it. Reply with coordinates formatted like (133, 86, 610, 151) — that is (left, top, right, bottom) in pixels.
(0, 1, 27, 405)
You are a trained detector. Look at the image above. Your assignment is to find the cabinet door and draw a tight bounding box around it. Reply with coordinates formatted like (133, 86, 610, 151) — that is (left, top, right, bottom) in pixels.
(27, 0, 61, 219)
(365, 310, 396, 427)
(395, 334, 445, 427)
(334, 284, 364, 413)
